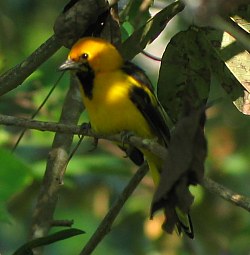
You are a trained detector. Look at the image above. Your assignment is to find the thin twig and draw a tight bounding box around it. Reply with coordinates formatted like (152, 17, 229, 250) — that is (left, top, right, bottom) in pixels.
(12, 72, 64, 152)
(142, 50, 162, 62)
(50, 220, 74, 227)
(58, 134, 85, 184)
(79, 164, 149, 255)
(0, 114, 81, 133)
(202, 176, 250, 212)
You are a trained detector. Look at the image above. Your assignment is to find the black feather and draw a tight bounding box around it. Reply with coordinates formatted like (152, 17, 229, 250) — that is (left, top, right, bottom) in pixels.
(76, 65, 95, 99)
(122, 61, 170, 146)
(122, 61, 154, 92)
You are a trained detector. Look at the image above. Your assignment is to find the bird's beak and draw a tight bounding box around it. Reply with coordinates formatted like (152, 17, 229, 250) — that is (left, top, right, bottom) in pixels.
(58, 59, 79, 71)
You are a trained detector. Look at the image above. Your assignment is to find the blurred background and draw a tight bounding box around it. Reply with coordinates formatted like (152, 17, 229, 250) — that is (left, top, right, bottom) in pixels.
(0, 0, 250, 254)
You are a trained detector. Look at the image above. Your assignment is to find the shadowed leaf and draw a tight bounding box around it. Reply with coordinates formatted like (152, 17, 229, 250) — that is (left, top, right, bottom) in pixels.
(13, 228, 85, 255)
(157, 28, 211, 123)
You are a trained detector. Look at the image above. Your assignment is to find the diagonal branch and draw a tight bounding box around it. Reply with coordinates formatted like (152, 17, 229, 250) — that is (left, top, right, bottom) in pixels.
(79, 164, 149, 255)
(202, 176, 250, 212)
(0, 0, 109, 97)
(0, 35, 61, 96)
(29, 76, 83, 250)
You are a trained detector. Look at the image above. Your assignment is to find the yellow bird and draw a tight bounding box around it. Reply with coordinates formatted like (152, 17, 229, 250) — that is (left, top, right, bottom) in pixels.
(59, 37, 193, 238)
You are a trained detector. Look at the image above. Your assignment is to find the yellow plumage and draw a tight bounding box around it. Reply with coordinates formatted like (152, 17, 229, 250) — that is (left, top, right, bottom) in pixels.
(59, 37, 193, 238)
(82, 71, 153, 138)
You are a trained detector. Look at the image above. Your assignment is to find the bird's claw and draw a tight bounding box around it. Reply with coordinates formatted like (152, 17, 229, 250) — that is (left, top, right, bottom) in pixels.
(89, 137, 99, 152)
(78, 122, 91, 138)
(78, 122, 98, 151)
(120, 131, 135, 149)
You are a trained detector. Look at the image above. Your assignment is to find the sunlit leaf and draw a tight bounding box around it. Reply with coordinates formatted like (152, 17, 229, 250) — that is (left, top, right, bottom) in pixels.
(121, 21, 134, 41)
(121, 1, 185, 60)
(204, 27, 248, 114)
(119, 0, 151, 29)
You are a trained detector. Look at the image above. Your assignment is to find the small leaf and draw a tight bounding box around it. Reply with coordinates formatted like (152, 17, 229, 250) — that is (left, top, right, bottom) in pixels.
(120, 1, 185, 60)
(12, 228, 85, 255)
(120, 0, 151, 29)
(121, 21, 134, 41)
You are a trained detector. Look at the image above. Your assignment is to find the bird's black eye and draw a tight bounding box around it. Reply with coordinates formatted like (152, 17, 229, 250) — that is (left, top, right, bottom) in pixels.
(81, 53, 88, 59)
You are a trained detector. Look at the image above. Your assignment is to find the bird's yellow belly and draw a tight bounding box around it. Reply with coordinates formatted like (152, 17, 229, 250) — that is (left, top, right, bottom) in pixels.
(78, 71, 162, 184)
(81, 72, 153, 139)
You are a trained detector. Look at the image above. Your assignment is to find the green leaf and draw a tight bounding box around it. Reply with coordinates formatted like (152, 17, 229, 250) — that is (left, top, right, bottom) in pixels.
(120, 1, 185, 60)
(157, 28, 211, 122)
(12, 228, 85, 255)
(121, 21, 134, 41)
(119, 0, 151, 29)
(0, 147, 32, 220)
(127, 0, 151, 28)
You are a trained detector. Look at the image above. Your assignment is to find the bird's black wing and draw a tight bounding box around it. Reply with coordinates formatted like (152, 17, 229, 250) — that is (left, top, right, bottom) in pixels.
(122, 61, 155, 92)
(122, 61, 171, 146)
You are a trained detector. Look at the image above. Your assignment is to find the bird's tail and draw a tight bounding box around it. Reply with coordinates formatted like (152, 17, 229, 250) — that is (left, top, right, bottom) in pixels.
(175, 208, 194, 239)
(145, 151, 194, 239)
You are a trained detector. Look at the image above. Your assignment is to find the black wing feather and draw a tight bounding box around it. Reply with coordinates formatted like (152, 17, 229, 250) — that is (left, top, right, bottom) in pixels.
(122, 61, 154, 92)
(122, 62, 170, 146)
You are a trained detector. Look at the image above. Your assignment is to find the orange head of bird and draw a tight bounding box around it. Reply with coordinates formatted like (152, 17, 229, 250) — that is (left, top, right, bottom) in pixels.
(59, 37, 123, 73)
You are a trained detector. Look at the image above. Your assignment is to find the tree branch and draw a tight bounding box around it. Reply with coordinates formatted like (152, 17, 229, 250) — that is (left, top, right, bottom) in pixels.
(0, 35, 61, 96)
(202, 176, 250, 212)
(0, 113, 166, 159)
(0, 0, 109, 96)
(1, 113, 250, 214)
(79, 164, 149, 255)
(29, 76, 83, 254)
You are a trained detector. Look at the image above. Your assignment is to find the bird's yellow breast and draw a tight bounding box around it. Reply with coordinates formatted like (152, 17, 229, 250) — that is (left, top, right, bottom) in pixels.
(79, 70, 154, 139)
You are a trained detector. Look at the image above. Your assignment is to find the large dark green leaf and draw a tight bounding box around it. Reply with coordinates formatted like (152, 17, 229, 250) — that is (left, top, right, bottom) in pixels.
(157, 27, 246, 122)
(157, 28, 211, 122)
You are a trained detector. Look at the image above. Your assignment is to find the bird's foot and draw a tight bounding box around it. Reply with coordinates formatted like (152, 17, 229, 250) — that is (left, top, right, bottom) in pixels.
(79, 122, 99, 151)
(120, 130, 135, 149)
(78, 122, 91, 137)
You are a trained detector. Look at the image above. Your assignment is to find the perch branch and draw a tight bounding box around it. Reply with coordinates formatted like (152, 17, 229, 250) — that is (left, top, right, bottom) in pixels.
(0, 113, 166, 159)
(1, 114, 250, 213)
